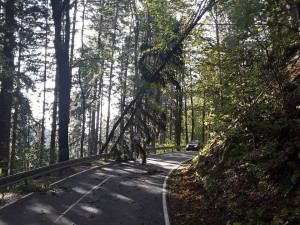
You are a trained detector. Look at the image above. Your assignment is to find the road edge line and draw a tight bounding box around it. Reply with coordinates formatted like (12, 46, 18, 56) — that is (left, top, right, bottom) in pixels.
(162, 158, 194, 225)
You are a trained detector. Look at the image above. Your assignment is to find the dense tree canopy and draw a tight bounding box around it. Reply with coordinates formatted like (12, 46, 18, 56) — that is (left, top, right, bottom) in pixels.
(0, 2, 299, 220)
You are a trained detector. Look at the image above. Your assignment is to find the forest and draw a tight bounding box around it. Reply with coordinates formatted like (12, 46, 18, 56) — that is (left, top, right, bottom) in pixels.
(0, 0, 300, 222)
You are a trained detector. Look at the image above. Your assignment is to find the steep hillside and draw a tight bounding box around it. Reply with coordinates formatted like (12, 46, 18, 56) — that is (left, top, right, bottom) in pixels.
(168, 45, 300, 225)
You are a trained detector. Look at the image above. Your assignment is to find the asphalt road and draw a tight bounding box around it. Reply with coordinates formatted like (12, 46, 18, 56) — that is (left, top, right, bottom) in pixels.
(0, 151, 198, 225)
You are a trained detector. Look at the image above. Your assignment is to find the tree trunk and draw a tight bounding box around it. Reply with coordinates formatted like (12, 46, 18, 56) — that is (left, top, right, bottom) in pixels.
(202, 91, 206, 146)
(184, 93, 189, 144)
(100, 93, 143, 154)
(98, 56, 105, 154)
(287, 0, 300, 32)
(51, 0, 71, 162)
(10, 101, 18, 175)
(50, 67, 59, 164)
(96, 3, 104, 152)
(175, 84, 183, 147)
(98, 0, 215, 154)
(98, 94, 104, 153)
(90, 80, 97, 156)
(213, 5, 223, 105)
(190, 70, 195, 141)
(79, 0, 87, 157)
(190, 95, 195, 141)
(169, 102, 173, 141)
(41, 4, 49, 166)
(132, 0, 140, 85)
(88, 107, 92, 156)
(26, 114, 30, 170)
(105, 4, 119, 140)
(79, 73, 86, 157)
(10, 21, 23, 174)
(96, 97, 101, 151)
(120, 42, 130, 132)
(70, 0, 77, 68)
(0, 0, 15, 176)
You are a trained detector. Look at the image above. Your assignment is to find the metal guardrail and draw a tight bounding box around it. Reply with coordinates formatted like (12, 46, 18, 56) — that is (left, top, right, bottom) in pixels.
(0, 153, 113, 189)
(0, 146, 185, 189)
(145, 146, 186, 154)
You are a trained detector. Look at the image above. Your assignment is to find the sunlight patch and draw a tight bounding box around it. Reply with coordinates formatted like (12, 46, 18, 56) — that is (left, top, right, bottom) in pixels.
(80, 205, 102, 214)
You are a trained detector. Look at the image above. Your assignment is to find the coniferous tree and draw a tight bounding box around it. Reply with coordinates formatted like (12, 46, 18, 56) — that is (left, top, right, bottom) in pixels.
(51, 0, 71, 162)
(0, 0, 16, 176)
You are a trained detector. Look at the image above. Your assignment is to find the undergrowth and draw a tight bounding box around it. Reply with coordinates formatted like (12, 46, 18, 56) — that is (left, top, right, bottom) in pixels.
(186, 134, 300, 225)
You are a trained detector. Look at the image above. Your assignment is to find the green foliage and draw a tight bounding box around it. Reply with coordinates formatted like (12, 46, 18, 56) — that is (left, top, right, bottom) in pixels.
(187, 0, 300, 218)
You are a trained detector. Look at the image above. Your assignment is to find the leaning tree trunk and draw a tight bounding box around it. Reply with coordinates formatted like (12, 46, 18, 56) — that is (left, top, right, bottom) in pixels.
(99, 0, 216, 154)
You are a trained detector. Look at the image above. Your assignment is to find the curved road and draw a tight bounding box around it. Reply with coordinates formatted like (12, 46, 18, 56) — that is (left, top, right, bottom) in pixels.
(0, 151, 198, 225)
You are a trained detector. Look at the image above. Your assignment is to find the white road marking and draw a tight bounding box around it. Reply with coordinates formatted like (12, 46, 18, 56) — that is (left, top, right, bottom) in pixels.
(53, 175, 113, 224)
(51, 166, 100, 186)
(0, 166, 101, 211)
(0, 192, 33, 210)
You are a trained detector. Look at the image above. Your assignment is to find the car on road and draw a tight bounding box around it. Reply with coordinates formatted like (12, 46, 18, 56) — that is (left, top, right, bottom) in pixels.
(186, 140, 200, 151)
